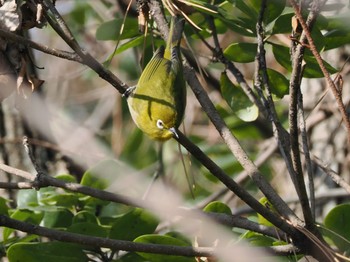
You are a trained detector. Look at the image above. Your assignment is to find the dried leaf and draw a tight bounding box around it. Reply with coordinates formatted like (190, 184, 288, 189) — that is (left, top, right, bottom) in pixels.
(0, 0, 21, 31)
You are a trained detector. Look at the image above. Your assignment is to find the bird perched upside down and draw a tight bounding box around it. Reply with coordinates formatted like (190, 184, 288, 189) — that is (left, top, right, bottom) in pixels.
(124, 16, 186, 141)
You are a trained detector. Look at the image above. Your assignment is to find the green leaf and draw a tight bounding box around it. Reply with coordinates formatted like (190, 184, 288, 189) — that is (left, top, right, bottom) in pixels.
(271, 43, 338, 78)
(203, 201, 232, 215)
(112, 35, 148, 55)
(165, 231, 192, 246)
(271, 43, 291, 71)
(267, 68, 289, 98)
(257, 197, 277, 227)
(109, 208, 158, 241)
(96, 17, 139, 41)
(217, 3, 256, 37)
(72, 211, 99, 224)
(42, 209, 73, 228)
(54, 174, 77, 183)
(303, 55, 338, 78)
(81, 159, 117, 190)
(324, 203, 350, 253)
(224, 43, 257, 63)
(4, 210, 42, 241)
(0, 197, 9, 216)
(67, 222, 107, 238)
(7, 242, 88, 262)
(220, 72, 259, 122)
(232, 0, 286, 34)
(16, 189, 38, 209)
(305, 26, 325, 54)
(243, 231, 276, 247)
(115, 252, 145, 262)
(134, 234, 196, 262)
(324, 29, 350, 50)
(271, 12, 294, 34)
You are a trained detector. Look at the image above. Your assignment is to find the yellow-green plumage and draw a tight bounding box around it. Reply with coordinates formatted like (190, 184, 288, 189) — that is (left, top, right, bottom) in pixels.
(126, 16, 186, 141)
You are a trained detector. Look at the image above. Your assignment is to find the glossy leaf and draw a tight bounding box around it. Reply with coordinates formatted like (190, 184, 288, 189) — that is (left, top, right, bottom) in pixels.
(109, 208, 158, 241)
(267, 68, 289, 98)
(54, 174, 77, 183)
(16, 189, 38, 209)
(0, 197, 9, 216)
(67, 222, 107, 238)
(243, 231, 276, 247)
(134, 234, 196, 262)
(257, 197, 277, 227)
(324, 203, 350, 253)
(80, 160, 115, 190)
(7, 242, 87, 262)
(232, 0, 286, 34)
(203, 201, 232, 215)
(72, 211, 98, 224)
(42, 209, 73, 228)
(271, 12, 294, 34)
(220, 72, 258, 122)
(113, 35, 147, 55)
(272, 43, 291, 71)
(116, 252, 145, 262)
(4, 210, 42, 241)
(96, 18, 139, 41)
(303, 55, 338, 78)
(324, 29, 350, 50)
(224, 42, 257, 63)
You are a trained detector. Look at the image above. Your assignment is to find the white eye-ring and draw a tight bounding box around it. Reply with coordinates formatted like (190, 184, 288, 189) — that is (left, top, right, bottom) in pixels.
(156, 119, 164, 129)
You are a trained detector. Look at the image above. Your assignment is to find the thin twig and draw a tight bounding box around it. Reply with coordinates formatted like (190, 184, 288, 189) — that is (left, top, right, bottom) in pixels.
(0, 29, 82, 62)
(289, 0, 350, 145)
(0, 181, 33, 189)
(312, 156, 350, 194)
(0, 214, 214, 257)
(196, 137, 278, 209)
(254, 1, 301, 213)
(174, 131, 298, 237)
(298, 92, 315, 219)
(33, 0, 127, 95)
(0, 162, 142, 207)
(288, 1, 324, 228)
(0, 160, 284, 239)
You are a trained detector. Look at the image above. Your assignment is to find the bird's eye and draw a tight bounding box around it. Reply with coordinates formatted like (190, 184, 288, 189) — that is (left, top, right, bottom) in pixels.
(156, 119, 164, 129)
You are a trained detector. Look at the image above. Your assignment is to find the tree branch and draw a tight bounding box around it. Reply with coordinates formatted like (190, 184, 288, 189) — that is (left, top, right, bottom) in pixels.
(0, 214, 214, 257)
(33, 0, 128, 95)
(289, 0, 350, 145)
(0, 29, 82, 62)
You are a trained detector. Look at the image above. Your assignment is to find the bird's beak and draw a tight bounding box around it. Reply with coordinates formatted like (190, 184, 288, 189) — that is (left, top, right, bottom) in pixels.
(169, 127, 179, 138)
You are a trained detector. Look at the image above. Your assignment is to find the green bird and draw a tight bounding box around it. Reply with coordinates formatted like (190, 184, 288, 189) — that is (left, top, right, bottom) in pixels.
(125, 16, 186, 141)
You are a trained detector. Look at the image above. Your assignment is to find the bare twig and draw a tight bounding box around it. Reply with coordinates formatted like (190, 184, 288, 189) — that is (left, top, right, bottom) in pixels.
(312, 156, 350, 194)
(298, 92, 315, 219)
(174, 131, 298, 237)
(0, 29, 82, 62)
(0, 162, 142, 208)
(33, 0, 128, 95)
(147, 0, 304, 234)
(0, 214, 214, 257)
(0, 159, 285, 239)
(0, 181, 33, 189)
(288, 0, 326, 228)
(0, 213, 298, 258)
(290, 0, 350, 145)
